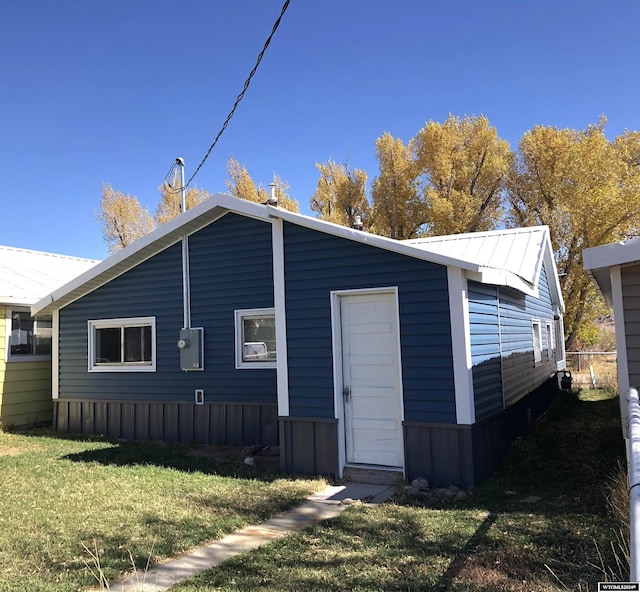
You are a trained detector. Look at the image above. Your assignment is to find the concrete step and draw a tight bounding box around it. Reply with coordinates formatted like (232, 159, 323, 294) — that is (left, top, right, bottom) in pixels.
(343, 465, 404, 485)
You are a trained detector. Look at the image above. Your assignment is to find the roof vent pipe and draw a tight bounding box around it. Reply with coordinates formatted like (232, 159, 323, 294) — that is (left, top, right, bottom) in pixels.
(353, 215, 364, 231)
(267, 183, 278, 206)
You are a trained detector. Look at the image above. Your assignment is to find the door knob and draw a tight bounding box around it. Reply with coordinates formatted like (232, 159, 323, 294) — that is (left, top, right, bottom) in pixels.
(343, 386, 351, 401)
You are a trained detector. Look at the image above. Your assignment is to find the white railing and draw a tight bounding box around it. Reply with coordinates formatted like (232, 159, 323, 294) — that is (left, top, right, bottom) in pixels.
(628, 386, 640, 581)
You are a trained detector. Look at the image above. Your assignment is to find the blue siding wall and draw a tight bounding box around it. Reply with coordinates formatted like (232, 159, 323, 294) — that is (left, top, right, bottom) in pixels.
(283, 223, 455, 423)
(500, 263, 556, 406)
(59, 213, 276, 404)
(468, 283, 503, 421)
(468, 262, 557, 417)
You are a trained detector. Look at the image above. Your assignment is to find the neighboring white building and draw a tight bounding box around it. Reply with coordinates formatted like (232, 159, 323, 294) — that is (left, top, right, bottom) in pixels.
(0, 246, 98, 426)
(583, 237, 640, 435)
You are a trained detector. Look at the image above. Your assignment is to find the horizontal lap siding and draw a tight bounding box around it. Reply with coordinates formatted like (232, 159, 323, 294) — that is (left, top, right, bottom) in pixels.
(468, 283, 503, 421)
(622, 263, 640, 388)
(1, 308, 53, 426)
(1, 362, 53, 426)
(189, 214, 276, 402)
(59, 214, 276, 405)
(283, 223, 455, 423)
(500, 263, 556, 407)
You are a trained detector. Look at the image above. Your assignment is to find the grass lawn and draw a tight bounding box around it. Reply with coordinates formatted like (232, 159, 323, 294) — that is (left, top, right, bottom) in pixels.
(0, 389, 627, 591)
(0, 431, 325, 592)
(173, 389, 628, 591)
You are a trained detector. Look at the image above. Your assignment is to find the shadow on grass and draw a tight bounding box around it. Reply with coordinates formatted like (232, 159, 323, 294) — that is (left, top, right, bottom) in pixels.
(7, 425, 287, 481)
(397, 389, 627, 588)
(169, 390, 627, 591)
(60, 439, 285, 481)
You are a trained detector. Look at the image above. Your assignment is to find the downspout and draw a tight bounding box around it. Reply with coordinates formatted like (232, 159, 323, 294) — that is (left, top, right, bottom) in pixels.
(176, 157, 191, 330)
(628, 386, 640, 581)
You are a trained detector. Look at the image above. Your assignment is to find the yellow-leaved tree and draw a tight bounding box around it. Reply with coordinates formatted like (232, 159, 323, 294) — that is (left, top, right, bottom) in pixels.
(225, 156, 299, 212)
(95, 183, 155, 253)
(154, 184, 213, 226)
(369, 132, 424, 239)
(310, 160, 369, 228)
(413, 114, 512, 235)
(507, 118, 640, 348)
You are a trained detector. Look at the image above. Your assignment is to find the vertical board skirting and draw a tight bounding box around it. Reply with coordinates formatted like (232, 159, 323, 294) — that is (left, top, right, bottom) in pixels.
(95, 402, 108, 435)
(404, 375, 558, 488)
(52, 400, 278, 446)
(404, 422, 475, 488)
(194, 405, 209, 444)
(279, 417, 338, 477)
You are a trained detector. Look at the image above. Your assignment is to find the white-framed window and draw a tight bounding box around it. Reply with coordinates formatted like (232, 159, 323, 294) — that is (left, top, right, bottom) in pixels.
(546, 321, 554, 358)
(554, 318, 566, 365)
(88, 317, 156, 372)
(234, 308, 276, 369)
(532, 319, 543, 365)
(6, 308, 52, 361)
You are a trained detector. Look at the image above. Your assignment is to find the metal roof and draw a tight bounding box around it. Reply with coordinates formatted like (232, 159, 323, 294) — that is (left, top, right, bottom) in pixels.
(403, 226, 557, 298)
(31, 193, 564, 316)
(0, 245, 99, 306)
(583, 237, 640, 306)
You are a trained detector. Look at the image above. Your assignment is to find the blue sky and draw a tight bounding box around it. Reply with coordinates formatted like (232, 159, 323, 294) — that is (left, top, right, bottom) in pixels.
(1, 0, 638, 260)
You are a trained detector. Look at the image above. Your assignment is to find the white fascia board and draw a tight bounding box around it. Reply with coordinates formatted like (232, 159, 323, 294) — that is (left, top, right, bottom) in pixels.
(2, 297, 37, 306)
(32, 193, 272, 316)
(466, 268, 538, 297)
(583, 238, 640, 271)
(267, 207, 482, 272)
(583, 239, 640, 309)
(542, 233, 566, 313)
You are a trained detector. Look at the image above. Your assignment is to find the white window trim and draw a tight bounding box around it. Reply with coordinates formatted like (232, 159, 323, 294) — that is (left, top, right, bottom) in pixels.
(6, 306, 52, 363)
(234, 308, 276, 369)
(532, 319, 543, 366)
(88, 316, 156, 372)
(546, 320, 554, 358)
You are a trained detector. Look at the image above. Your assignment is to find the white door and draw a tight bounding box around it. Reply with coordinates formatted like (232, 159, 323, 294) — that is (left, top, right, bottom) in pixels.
(340, 291, 403, 468)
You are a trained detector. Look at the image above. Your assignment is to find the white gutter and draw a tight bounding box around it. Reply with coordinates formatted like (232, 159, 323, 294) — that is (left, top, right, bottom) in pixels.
(628, 386, 640, 581)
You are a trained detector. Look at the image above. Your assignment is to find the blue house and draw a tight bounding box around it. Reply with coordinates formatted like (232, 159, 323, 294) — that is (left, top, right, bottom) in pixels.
(32, 194, 565, 487)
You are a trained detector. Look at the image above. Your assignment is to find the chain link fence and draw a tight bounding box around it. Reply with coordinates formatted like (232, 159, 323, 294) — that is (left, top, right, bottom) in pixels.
(565, 351, 618, 390)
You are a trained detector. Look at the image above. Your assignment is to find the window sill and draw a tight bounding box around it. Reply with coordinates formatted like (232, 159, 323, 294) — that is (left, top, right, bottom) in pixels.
(7, 355, 52, 363)
(89, 365, 156, 373)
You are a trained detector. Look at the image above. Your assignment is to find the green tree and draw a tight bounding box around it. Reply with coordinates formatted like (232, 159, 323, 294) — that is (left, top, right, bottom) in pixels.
(413, 114, 512, 235)
(370, 132, 424, 239)
(310, 160, 369, 227)
(507, 118, 640, 348)
(95, 183, 154, 253)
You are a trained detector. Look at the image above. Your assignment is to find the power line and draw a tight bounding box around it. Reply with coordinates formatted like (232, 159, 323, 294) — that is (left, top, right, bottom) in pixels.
(182, 0, 292, 190)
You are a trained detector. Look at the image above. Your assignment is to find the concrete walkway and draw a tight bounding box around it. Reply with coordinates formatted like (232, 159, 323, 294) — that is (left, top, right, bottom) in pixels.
(108, 482, 397, 592)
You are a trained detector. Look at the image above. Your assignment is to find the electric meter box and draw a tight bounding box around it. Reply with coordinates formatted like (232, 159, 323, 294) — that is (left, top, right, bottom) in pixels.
(177, 327, 204, 371)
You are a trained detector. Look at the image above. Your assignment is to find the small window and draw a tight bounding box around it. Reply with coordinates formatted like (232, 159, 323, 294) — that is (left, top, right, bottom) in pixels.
(7, 309, 52, 360)
(234, 308, 276, 369)
(532, 320, 542, 365)
(88, 317, 156, 372)
(554, 318, 566, 365)
(546, 321, 554, 358)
